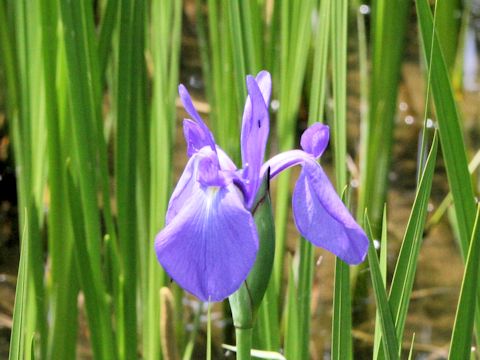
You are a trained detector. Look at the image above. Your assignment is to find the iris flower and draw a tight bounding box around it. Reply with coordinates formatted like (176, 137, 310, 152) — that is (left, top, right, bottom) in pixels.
(155, 71, 368, 302)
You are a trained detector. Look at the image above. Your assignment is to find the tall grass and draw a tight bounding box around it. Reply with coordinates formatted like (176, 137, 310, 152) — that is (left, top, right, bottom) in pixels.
(1, 0, 479, 358)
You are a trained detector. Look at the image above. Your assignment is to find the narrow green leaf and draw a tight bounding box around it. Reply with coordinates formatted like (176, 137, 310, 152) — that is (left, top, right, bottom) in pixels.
(449, 205, 480, 358)
(358, 0, 410, 230)
(330, 1, 352, 357)
(98, 0, 119, 78)
(254, 283, 280, 351)
(416, 0, 480, 346)
(182, 302, 204, 360)
(273, 0, 315, 307)
(144, 1, 182, 359)
(115, 1, 146, 356)
(64, 167, 115, 360)
(58, 1, 117, 355)
(297, 238, 314, 360)
(288, 8, 324, 338)
(308, 0, 331, 123)
(9, 209, 29, 360)
(331, 258, 352, 360)
(330, 0, 347, 188)
(416, 0, 476, 256)
(374, 133, 438, 360)
(407, 334, 416, 360)
(436, 0, 462, 73)
(389, 133, 438, 346)
(373, 206, 389, 359)
(365, 214, 399, 360)
(284, 257, 300, 359)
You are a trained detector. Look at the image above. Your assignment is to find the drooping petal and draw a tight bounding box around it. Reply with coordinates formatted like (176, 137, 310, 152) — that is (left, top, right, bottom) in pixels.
(292, 160, 368, 264)
(300, 123, 329, 158)
(240, 72, 271, 206)
(179, 85, 216, 153)
(261, 123, 330, 179)
(155, 184, 259, 302)
(261, 149, 311, 179)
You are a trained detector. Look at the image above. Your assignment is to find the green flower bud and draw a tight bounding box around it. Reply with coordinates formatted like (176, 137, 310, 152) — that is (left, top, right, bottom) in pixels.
(229, 170, 275, 329)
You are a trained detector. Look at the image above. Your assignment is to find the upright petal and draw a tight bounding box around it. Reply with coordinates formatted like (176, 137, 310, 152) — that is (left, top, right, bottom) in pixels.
(240, 73, 271, 206)
(155, 184, 259, 302)
(292, 160, 368, 264)
(179, 84, 216, 153)
(254, 70, 272, 105)
(183, 119, 211, 157)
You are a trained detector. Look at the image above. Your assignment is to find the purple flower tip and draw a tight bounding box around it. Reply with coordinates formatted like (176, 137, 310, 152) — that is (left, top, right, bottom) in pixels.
(300, 123, 329, 158)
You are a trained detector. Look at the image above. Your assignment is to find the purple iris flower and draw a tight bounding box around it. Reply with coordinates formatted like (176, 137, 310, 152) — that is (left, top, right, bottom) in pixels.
(155, 71, 368, 302)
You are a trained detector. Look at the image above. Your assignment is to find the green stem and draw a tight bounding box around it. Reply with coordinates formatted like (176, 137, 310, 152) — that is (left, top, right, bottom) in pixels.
(235, 327, 253, 360)
(207, 302, 212, 360)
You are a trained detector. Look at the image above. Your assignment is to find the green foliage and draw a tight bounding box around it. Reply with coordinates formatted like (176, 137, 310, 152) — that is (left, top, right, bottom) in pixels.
(449, 205, 480, 358)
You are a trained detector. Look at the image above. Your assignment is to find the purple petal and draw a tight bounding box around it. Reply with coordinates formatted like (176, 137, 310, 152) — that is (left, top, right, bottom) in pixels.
(197, 153, 231, 187)
(216, 146, 237, 171)
(261, 124, 330, 180)
(179, 85, 216, 153)
(183, 119, 211, 157)
(261, 149, 312, 179)
(155, 184, 259, 302)
(292, 160, 368, 264)
(254, 70, 272, 105)
(240, 72, 272, 206)
(300, 123, 329, 158)
(166, 147, 229, 223)
(165, 153, 198, 224)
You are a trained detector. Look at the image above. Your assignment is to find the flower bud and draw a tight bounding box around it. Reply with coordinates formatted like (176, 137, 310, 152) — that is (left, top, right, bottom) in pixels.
(229, 169, 275, 329)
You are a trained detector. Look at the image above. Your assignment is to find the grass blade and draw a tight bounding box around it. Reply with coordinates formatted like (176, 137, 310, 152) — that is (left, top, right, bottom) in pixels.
(407, 334, 416, 360)
(365, 214, 399, 360)
(385, 132, 438, 356)
(373, 206, 389, 359)
(296, 1, 333, 356)
(40, 1, 79, 358)
(331, 258, 352, 360)
(8, 209, 29, 360)
(416, 0, 476, 255)
(330, 1, 353, 357)
(374, 133, 438, 359)
(58, 1, 117, 357)
(284, 257, 300, 359)
(144, 1, 182, 358)
(358, 0, 410, 230)
(449, 205, 480, 358)
(273, 0, 315, 305)
(115, 1, 146, 356)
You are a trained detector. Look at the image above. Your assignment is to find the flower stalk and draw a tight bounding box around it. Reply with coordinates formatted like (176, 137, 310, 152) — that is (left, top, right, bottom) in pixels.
(235, 327, 253, 360)
(229, 170, 275, 358)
